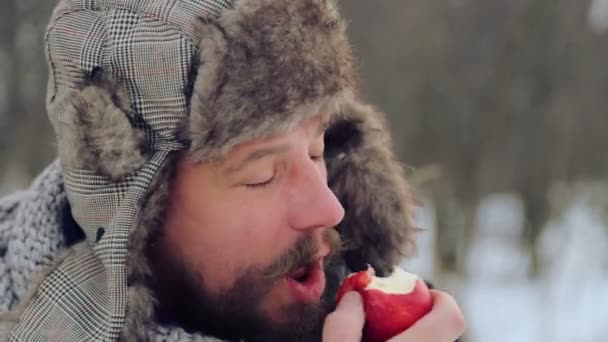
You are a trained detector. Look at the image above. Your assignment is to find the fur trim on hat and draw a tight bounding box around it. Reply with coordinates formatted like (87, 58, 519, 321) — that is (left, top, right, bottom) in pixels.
(121, 153, 177, 341)
(325, 100, 417, 276)
(185, 0, 358, 161)
(53, 70, 149, 180)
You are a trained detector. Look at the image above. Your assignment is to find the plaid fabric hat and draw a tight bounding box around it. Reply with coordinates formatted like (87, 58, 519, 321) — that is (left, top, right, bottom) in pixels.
(6, 0, 417, 340)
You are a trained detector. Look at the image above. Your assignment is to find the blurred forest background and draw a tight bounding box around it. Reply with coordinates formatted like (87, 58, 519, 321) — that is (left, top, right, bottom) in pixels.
(2, 1, 608, 341)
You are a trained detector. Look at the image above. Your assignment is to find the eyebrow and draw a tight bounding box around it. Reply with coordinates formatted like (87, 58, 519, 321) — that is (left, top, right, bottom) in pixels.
(223, 120, 329, 176)
(224, 143, 293, 176)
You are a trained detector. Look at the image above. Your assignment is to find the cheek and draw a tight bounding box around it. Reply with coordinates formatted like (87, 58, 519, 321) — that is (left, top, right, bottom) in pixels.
(163, 187, 292, 292)
(231, 192, 291, 255)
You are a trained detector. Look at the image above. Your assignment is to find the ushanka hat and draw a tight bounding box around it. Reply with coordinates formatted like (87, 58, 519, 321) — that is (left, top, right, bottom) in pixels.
(7, 0, 416, 340)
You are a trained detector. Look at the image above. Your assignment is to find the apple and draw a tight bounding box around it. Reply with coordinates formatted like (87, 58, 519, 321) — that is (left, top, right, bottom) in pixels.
(336, 266, 433, 342)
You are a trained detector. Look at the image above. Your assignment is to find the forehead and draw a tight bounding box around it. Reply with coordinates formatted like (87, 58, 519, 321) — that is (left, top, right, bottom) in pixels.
(231, 117, 326, 153)
(182, 117, 329, 171)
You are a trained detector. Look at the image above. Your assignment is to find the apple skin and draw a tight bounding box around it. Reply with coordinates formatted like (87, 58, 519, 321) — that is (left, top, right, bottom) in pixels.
(336, 268, 433, 342)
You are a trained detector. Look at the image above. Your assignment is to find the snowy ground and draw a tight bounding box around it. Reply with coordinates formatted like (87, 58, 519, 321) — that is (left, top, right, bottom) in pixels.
(404, 188, 608, 342)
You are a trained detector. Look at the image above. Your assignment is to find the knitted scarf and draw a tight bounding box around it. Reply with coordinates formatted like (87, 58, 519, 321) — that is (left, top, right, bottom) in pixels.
(0, 161, 227, 341)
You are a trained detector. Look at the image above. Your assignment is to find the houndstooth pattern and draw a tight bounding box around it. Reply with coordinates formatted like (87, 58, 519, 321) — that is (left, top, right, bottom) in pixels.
(6, 0, 234, 340)
(0, 161, 231, 341)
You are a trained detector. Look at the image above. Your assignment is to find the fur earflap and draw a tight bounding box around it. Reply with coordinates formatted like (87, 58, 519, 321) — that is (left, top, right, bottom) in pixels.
(121, 153, 176, 341)
(325, 100, 417, 276)
(185, 0, 358, 161)
(120, 285, 156, 342)
(53, 71, 148, 180)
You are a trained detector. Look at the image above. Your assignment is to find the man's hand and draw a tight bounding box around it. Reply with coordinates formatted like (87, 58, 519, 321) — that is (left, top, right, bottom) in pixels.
(323, 290, 465, 342)
(323, 292, 366, 341)
(387, 290, 465, 341)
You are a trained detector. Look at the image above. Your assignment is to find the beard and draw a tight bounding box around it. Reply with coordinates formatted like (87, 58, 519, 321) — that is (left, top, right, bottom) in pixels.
(149, 229, 343, 342)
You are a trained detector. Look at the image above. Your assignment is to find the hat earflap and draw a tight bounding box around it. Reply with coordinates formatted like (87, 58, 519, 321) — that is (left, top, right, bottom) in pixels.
(326, 100, 417, 277)
(53, 69, 149, 180)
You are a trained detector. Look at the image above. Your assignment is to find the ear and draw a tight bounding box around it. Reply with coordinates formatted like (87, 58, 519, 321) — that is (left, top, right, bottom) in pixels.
(326, 100, 417, 276)
(53, 70, 149, 180)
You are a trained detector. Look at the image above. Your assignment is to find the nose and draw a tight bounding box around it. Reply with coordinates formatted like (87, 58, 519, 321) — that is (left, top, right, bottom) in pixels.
(287, 159, 345, 232)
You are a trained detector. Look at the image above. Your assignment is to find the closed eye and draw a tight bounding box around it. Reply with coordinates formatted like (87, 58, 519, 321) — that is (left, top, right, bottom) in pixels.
(245, 176, 275, 188)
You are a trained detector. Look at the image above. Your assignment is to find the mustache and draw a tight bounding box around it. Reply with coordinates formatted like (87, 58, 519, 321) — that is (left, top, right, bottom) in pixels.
(261, 228, 342, 280)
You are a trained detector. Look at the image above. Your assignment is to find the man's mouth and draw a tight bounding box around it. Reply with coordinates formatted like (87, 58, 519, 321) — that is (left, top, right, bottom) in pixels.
(285, 259, 326, 303)
(288, 262, 314, 283)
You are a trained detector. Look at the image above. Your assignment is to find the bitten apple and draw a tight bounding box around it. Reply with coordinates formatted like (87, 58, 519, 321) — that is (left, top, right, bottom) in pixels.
(336, 266, 433, 342)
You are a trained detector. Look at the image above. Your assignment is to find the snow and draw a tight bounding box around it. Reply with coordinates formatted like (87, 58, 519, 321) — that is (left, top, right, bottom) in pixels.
(589, 0, 608, 33)
(404, 189, 608, 342)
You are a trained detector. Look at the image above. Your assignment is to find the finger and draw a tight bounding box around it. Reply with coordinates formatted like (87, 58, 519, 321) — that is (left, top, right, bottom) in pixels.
(323, 291, 365, 342)
(388, 290, 465, 342)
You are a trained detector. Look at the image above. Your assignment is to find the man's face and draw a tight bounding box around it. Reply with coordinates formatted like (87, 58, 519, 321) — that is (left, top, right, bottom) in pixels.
(150, 118, 345, 341)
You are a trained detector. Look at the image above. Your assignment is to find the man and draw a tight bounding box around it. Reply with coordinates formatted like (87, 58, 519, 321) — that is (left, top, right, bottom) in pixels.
(0, 0, 464, 341)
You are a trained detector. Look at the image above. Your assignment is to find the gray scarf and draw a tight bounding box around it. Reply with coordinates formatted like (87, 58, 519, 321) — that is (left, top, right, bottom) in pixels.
(0, 161, 227, 341)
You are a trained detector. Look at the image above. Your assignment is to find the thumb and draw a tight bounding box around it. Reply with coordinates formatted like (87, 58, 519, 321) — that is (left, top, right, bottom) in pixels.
(323, 292, 365, 342)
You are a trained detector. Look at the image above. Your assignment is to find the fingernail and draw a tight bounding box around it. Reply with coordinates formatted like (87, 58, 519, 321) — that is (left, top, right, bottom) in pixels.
(338, 291, 362, 309)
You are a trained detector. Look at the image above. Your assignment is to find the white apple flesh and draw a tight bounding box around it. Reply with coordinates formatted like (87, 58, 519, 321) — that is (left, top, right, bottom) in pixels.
(365, 266, 417, 294)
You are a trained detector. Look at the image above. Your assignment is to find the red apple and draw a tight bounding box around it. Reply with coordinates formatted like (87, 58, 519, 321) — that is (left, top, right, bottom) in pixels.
(336, 266, 433, 342)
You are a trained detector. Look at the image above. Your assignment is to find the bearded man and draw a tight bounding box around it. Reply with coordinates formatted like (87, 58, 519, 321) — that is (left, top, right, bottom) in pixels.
(0, 0, 464, 341)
